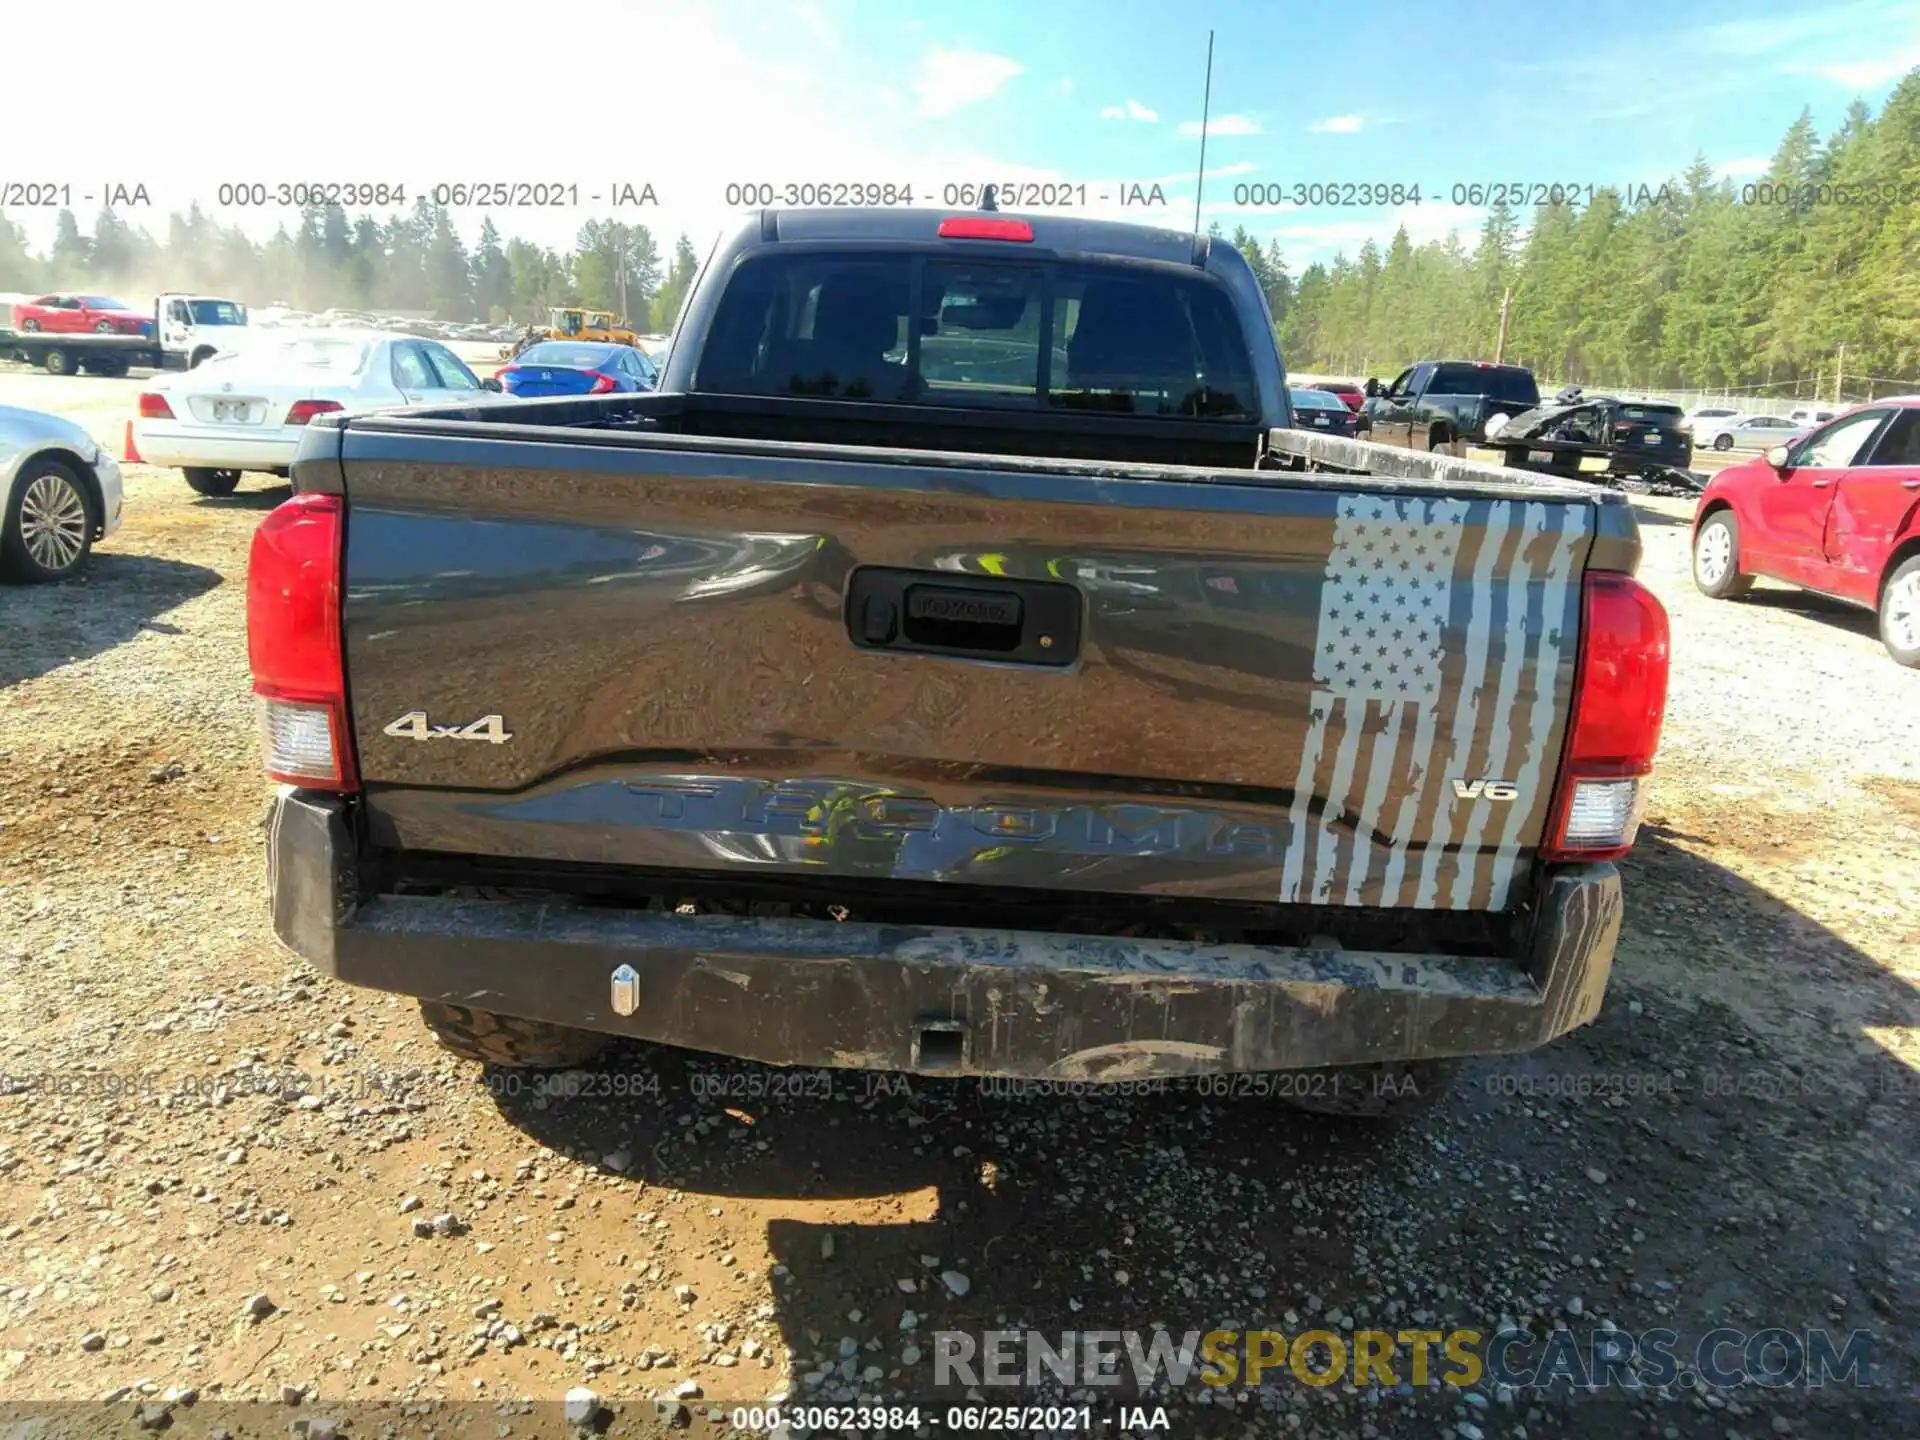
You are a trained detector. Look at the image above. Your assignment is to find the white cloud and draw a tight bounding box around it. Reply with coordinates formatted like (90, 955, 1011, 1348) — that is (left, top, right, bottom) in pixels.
(1099, 98, 1159, 122)
(1177, 113, 1260, 138)
(1819, 49, 1920, 88)
(914, 47, 1025, 117)
(795, 1, 834, 44)
(0, 2, 1052, 265)
(1140, 160, 1256, 187)
(1716, 155, 1771, 179)
(1308, 114, 1364, 134)
(1059, 75, 1074, 94)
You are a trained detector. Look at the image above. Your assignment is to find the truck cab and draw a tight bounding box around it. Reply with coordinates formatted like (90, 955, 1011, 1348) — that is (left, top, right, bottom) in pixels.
(1365, 360, 1541, 451)
(157, 293, 249, 368)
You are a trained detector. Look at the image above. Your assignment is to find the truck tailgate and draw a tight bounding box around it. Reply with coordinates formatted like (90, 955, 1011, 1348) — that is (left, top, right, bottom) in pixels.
(333, 425, 1597, 911)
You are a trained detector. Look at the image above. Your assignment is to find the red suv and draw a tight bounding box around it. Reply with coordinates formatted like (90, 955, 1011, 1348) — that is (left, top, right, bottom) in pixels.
(1692, 398, 1920, 665)
(11, 294, 152, 336)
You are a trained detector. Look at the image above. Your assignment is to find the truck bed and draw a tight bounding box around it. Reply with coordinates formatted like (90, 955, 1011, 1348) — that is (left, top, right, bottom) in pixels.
(300, 396, 1629, 917)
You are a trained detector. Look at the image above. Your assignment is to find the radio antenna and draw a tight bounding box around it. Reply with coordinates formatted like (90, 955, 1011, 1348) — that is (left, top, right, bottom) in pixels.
(1192, 29, 1215, 235)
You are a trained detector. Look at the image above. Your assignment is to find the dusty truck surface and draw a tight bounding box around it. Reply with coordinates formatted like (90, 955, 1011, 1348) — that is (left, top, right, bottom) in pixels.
(252, 208, 1671, 1117)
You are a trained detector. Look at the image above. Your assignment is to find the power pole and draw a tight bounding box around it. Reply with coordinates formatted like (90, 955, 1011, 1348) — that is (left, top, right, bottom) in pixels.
(1494, 285, 1513, 364)
(1834, 343, 1845, 405)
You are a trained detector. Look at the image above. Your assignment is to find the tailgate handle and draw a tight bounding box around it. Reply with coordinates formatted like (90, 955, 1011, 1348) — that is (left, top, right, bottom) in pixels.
(846, 566, 1081, 667)
(904, 585, 1023, 649)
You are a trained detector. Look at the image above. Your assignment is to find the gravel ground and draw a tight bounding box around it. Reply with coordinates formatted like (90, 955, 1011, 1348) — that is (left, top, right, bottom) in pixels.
(2, 369, 1918, 1439)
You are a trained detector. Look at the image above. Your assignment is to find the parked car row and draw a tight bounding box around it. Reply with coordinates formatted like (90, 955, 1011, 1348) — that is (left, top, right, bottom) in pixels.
(254, 308, 523, 345)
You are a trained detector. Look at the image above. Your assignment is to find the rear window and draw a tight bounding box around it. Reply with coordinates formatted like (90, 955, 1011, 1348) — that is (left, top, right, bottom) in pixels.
(80, 296, 128, 309)
(1429, 363, 1538, 404)
(270, 339, 369, 373)
(1290, 389, 1345, 410)
(519, 343, 617, 368)
(696, 252, 1256, 420)
(1619, 405, 1682, 422)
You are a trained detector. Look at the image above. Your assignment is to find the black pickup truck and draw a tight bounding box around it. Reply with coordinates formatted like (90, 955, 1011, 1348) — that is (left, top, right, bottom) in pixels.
(252, 209, 1669, 1119)
(1362, 359, 1542, 452)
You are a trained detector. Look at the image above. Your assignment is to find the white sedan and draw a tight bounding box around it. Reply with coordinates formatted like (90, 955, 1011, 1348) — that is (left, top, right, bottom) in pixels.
(1696, 413, 1807, 453)
(1, 405, 124, 581)
(132, 330, 500, 496)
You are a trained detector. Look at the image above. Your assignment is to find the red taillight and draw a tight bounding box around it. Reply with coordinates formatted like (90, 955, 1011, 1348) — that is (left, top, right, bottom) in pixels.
(137, 392, 174, 420)
(937, 217, 1035, 241)
(246, 493, 356, 792)
(284, 399, 345, 426)
(589, 372, 616, 393)
(1541, 572, 1670, 861)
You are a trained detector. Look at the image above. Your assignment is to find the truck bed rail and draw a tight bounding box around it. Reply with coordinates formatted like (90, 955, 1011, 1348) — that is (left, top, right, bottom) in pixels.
(1267, 427, 1594, 493)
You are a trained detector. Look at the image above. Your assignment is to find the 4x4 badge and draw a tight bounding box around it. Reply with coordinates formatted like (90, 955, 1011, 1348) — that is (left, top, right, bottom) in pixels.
(382, 711, 512, 745)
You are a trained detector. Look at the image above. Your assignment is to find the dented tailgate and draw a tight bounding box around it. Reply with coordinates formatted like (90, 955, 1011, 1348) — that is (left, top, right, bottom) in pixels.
(336, 426, 1597, 911)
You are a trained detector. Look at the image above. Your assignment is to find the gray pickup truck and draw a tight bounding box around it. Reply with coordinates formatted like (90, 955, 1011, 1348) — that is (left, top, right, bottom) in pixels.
(252, 209, 1669, 1119)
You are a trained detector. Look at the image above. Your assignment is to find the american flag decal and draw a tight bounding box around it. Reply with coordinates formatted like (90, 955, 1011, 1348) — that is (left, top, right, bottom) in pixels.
(1280, 492, 1590, 911)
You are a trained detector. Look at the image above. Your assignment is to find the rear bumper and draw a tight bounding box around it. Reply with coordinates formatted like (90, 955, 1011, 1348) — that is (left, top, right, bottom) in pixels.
(269, 791, 1623, 1080)
(92, 452, 124, 537)
(133, 423, 301, 472)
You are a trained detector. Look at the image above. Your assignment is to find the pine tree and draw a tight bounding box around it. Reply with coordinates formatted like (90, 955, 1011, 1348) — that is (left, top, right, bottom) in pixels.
(0, 210, 40, 291)
(48, 210, 91, 283)
(424, 207, 473, 320)
(649, 234, 701, 333)
(472, 218, 513, 323)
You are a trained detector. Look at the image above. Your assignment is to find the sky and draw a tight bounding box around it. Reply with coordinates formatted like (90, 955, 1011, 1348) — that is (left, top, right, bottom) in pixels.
(7, 0, 1919, 276)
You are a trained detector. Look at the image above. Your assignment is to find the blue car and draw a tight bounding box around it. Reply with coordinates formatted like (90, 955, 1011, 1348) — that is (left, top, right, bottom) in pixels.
(495, 341, 658, 397)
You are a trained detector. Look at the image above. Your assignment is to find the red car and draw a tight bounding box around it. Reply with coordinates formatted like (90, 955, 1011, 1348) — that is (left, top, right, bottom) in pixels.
(11, 294, 152, 336)
(1315, 379, 1367, 413)
(1692, 397, 1920, 665)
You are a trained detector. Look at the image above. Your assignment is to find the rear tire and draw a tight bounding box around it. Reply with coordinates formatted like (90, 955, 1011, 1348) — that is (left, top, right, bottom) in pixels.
(1712, 433, 1733, 452)
(1878, 555, 1920, 668)
(182, 467, 241, 496)
(418, 1001, 612, 1069)
(42, 348, 74, 376)
(1692, 510, 1753, 599)
(1277, 1059, 1460, 1121)
(1, 457, 94, 582)
(93, 320, 115, 333)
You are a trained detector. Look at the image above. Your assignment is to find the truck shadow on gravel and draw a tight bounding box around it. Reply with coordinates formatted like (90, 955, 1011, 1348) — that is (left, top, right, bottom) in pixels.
(0, 553, 221, 688)
(476, 830, 1920, 1436)
(189, 483, 291, 511)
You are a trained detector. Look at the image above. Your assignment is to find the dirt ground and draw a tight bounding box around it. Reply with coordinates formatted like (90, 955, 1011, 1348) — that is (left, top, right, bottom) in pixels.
(2, 366, 1918, 1439)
